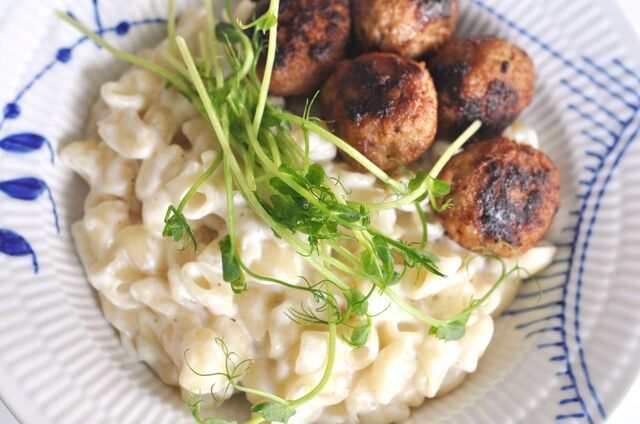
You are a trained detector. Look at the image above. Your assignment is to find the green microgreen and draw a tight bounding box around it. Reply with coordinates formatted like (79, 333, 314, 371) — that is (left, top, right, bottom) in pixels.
(345, 287, 368, 317)
(219, 235, 246, 293)
(189, 398, 237, 424)
(163, 205, 197, 252)
(250, 402, 296, 423)
(163, 152, 224, 252)
(429, 320, 466, 341)
(346, 316, 372, 348)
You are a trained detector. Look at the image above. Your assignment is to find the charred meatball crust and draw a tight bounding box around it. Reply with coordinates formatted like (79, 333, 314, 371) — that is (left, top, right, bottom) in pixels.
(320, 52, 438, 171)
(430, 37, 535, 138)
(438, 137, 560, 257)
(256, 0, 351, 97)
(352, 0, 458, 58)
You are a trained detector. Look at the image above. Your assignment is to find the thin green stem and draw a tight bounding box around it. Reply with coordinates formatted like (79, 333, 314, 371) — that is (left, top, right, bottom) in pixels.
(416, 203, 428, 246)
(383, 288, 445, 328)
(198, 32, 211, 83)
(167, 0, 177, 53)
(241, 322, 337, 424)
(239, 261, 317, 293)
(253, 0, 280, 135)
(279, 113, 405, 193)
(326, 241, 361, 267)
(234, 384, 288, 404)
(177, 153, 223, 212)
(265, 130, 282, 166)
(301, 93, 319, 174)
(236, 31, 255, 81)
(290, 322, 337, 406)
(325, 255, 369, 279)
(367, 183, 429, 211)
(56, 11, 190, 94)
(303, 126, 311, 174)
(160, 49, 191, 79)
(279, 129, 305, 165)
(204, 0, 224, 89)
(223, 156, 237, 242)
(367, 120, 482, 212)
(429, 120, 482, 179)
(246, 146, 257, 191)
(447, 263, 519, 324)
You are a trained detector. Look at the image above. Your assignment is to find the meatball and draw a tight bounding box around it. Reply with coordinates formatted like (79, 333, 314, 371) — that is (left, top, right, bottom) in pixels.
(256, 0, 351, 97)
(320, 52, 438, 171)
(430, 37, 535, 138)
(437, 137, 560, 257)
(352, 0, 458, 58)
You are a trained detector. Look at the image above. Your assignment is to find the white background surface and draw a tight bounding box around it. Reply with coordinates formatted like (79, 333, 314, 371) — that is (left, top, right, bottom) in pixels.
(0, 1, 639, 423)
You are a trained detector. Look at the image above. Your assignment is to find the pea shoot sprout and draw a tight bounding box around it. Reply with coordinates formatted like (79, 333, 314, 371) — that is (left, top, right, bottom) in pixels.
(57, 0, 528, 422)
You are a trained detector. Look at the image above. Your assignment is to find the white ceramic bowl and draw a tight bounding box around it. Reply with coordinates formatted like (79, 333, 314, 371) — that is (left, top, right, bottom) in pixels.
(1, 0, 639, 423)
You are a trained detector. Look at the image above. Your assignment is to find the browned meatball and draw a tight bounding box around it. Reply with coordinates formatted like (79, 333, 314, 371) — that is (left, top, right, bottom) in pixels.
(430, 37, 535, 138)
(438, 137, 560, 257)
(256, 0, 351, 97)
(320, 53, 438, 171)
(352, 0, 458, 58)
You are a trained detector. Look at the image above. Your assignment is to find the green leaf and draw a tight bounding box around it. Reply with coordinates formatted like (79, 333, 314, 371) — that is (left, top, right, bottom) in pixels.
(270, 177, 298, 197)
(305, 163, 325, 186)
(345, 287, 368, 316)
(238, 10, 277, 33)
(408, 172, 429, 203)
(359, 204, 371, 227)
(261, 104, 290, 130)
(219, 235, 243, 285)
(300, 221, 324, 236)
(225, 88, 247, 116)
(250, 402, 267, 412)
(258, 14, 278, 33)
(189, 399, 237, 424)
(278, 164, 309, 189)
(332, 204, 360, 223)
(188, 400, 204, 422)
(429, 321, 466, 341)
(428, 177, 453, 212)
(349, 319, 371, 348)
(380, 235, 444, 277)
(229, 272, 247, 294)
(430, 177, 451, 197)
(271, 195, 302, 226)
(163, 205, 197, 252)
(372, 235, 394, 284)
(325, 221, 337, 234)
(251, 402, 296, 423)
(361, 250, 378, 278)
(408, 171, 427, 192)
(387, 270, 401, 286)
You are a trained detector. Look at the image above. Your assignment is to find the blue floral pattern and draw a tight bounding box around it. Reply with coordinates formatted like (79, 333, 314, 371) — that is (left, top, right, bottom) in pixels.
(0, 0, 164, 274)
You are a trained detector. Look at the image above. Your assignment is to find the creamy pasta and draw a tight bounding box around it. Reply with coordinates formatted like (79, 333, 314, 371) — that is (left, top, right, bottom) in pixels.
(62, 7, 556, 424)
